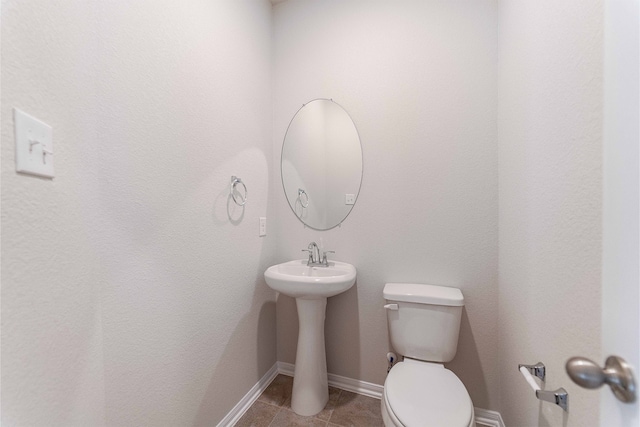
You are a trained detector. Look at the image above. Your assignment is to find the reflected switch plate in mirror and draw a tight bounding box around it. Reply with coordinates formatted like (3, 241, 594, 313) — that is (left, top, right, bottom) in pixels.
(345, 194, 355, 205)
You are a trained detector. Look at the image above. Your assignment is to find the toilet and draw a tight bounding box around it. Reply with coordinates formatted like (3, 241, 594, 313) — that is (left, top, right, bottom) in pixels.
(381, 283, 475, 427)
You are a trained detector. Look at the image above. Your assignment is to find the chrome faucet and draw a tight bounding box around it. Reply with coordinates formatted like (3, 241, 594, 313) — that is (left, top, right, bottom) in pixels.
(302, 242, 334, 267)
(303, 242, 320, 265)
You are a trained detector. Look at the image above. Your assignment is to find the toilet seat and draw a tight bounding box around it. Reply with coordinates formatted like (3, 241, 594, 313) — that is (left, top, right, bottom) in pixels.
(383, 361, 474, 427)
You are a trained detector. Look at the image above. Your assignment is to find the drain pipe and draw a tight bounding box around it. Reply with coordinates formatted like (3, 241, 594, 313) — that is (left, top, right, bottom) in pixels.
(387, 352, 397, 373)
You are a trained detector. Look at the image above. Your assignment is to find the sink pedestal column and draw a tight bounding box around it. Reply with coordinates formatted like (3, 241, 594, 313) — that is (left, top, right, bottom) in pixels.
(291, 297, 329, 416)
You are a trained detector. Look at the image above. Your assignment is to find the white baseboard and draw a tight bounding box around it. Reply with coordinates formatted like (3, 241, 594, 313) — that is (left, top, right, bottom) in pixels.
(220, 361, 504, 427)
(474, 408, 506, 427)
(276, 361, 384, 399)
(275, 360, 295, 376)
(216, 363, 279, 427)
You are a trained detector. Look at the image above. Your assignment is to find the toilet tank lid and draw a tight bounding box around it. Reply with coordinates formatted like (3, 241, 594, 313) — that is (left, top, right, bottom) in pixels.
(383, 283, 464, 306)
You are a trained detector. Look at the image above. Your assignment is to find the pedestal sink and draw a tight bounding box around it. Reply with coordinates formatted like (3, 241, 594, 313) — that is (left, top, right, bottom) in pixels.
(264, 259, 356, 416)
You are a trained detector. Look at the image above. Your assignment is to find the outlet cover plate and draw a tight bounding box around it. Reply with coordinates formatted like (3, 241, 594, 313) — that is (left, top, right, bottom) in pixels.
(259, 217, 267, 236)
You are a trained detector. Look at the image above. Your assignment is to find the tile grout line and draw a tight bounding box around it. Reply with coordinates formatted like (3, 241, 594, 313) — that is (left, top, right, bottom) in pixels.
(256, 399, 285, 409)
(326, 388, 342, 426)
(265, 406, 283, 427)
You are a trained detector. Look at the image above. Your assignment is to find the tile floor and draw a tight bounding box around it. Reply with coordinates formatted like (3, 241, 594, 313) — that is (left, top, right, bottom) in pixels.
(236, 374, 384, 427)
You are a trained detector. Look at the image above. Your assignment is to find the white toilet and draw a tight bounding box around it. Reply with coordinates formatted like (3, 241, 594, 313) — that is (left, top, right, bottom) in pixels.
(381, 283, 475, 427)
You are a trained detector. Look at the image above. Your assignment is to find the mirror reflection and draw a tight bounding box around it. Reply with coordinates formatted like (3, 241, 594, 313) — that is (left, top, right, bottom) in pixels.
(281, 99, 363, 230)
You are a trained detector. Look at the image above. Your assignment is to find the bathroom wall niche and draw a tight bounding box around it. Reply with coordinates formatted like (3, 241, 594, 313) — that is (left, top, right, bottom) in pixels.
(281, 99, 363, 230)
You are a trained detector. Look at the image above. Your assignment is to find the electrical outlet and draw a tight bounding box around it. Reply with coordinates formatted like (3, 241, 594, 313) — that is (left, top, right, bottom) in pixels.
(259, 217, 266, 236)
(345, 194, 356, 205)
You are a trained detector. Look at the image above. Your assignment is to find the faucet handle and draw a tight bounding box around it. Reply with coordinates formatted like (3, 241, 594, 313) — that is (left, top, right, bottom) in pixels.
(302, 248, 314, 263)
(321, 250, 335, 264)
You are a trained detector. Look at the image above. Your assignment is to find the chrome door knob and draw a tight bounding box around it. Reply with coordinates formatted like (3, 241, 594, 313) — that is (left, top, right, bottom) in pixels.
(566, 356, 636, 403)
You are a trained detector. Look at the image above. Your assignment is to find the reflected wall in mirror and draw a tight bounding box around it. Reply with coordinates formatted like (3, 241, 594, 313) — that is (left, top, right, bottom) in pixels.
(281, 99, 363, 230)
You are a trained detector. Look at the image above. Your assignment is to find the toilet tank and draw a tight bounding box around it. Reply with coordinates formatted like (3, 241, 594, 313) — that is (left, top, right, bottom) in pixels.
(384, 283, 464, 363)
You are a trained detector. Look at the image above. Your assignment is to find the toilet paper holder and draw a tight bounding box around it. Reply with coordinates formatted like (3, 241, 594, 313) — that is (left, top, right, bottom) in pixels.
(519, 362, 546, 381)
(519, 362, 568, 412)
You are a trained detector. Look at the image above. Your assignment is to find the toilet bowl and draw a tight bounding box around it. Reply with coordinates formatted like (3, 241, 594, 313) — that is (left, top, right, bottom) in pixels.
(382, 283, 474, 427)
(381, 359, 474, 427)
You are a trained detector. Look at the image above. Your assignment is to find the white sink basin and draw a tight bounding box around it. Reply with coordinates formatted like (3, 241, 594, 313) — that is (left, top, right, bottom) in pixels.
(264, 258, 356, 416)
(264, 259, 356, 299)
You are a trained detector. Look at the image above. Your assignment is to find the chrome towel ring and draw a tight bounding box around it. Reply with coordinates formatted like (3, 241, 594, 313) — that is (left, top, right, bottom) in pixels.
(298, 188, 309, 208)
(231, 176, 247, 206)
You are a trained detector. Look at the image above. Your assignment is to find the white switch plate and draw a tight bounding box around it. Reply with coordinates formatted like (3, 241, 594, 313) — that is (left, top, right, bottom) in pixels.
(14, 108, 54, 178)
(259, 217, 267, 236)
(345, 194, 356, 205)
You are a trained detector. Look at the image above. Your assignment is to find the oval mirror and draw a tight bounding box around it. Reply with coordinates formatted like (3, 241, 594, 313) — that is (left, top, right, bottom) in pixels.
(281, 99, 363, 230)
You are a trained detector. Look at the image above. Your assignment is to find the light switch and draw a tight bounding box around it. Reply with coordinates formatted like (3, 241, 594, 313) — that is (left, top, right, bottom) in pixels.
(259, 217, 267, 236)
(14, 108, 54, 178)
(345, 194, 356, 205)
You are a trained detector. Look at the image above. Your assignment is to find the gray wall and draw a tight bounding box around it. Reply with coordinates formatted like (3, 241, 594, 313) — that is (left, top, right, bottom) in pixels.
(1, 0, 608, 425)
(272, 0, 500, 410)
(1, 1, 277, 425)
(497, 0, 603, 425)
